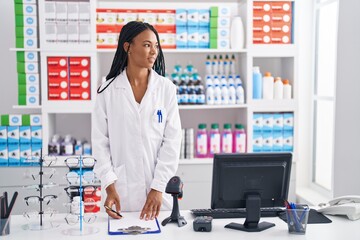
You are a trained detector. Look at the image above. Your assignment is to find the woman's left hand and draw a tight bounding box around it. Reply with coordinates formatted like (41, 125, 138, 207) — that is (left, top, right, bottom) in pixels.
(140, 189, 162, 220)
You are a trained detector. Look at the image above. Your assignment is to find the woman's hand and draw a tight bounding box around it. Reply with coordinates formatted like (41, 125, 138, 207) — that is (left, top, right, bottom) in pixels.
(104, 183, 122, 219)
(140, 189, 162, 220)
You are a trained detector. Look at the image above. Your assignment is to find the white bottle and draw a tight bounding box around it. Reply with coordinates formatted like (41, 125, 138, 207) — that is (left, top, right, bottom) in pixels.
(213, 82, 222, 105)
(228, 83, 236, 104)
(205, 55, 212, 75)
(230, 54, 236, 75)
(212, 55, 218, 75)
(206, 84, 214, 105)
(218, 55, 224, 75)
(230, 16, 245, 50)
(283, 79, 292, 99)
(224, 55, 230, 75)
(220, 75, 228, 88)
(221, 83, 229, 105)
(274, 77, 284, 99)
(236, 83, 245, 104)
(262, 72, 274, 99)
(234, 75, 242, 86)
(227, 75, 235, 87)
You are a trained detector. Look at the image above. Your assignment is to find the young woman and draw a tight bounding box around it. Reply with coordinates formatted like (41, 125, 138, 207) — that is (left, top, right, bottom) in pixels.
(92, 21, 182, 221)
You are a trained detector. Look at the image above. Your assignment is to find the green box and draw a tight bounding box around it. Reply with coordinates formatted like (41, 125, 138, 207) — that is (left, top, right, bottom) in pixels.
(18, 95, 27, 106)
(210, 28, 218, 39)
(18, 84, 27, 95)
(17, 51, 26, 62)
(210, 6, 218, 17)
(22, 115, 31, 126)
(210, 38, 218, 49)
(210, 17, 218, 28)
(1, 115, 10, 126)
(18, 73, 27, 85)
(16, 38, 25, 48)
(15, 15, 25, 27)
(15, 4, 24, 15)
(17, 62, 26, 73)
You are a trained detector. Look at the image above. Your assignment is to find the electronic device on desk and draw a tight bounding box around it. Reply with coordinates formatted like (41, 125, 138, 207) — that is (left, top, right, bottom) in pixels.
(193, 216, 212, 232)
(192, 153, 292, 232)
(317, 195, 360, 221)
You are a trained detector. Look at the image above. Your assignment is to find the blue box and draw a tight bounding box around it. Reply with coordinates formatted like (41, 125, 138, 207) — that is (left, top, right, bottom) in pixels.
(262, 113, 273, 132)
(283, 130, 293, 152)
(0, 143, 8, 166)
(20, 143, 32, 166)
(187, 9, 199, 27)
(187, 26, 199, 48)
(198, 9, 210, 27)
(253, 131, 263, 152)
(175, 9, 187, 27)
(283, 113, 294, 131)
(20, 126, 31, 144)
(31, 126, 42, 144)
(176, 26, 187, 48)
(198, 27, 209, 48)
(0, 126, 7, 144)
(273, 113, 283, 131)
(272, 131, 283, 152)
(253, 113, 263, 132)
(8, 143, 20, 166)
(7, 126, 20, 144)
(262, 131, 273, 152)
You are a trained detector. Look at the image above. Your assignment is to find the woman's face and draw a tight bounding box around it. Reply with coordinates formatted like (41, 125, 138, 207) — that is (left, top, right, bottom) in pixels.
(126, 29, 159, 69)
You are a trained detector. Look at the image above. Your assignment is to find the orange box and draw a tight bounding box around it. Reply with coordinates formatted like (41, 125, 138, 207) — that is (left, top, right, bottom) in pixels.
(48, 67, 68, 80)
(69, 57, 91, 68)
(69, 67, 90, 79)
(253, 21, 271, 34)
(271, 1, 292, 14)
(253, 12, 271, 24)
(69, 88, 90, 100)
(116, 9, 138, 25)
(272, 13, 292, 24)
(271, 21, 292, 34)
(253, 31, 271, 44)
(84, 187, 101, 213)
(48, 76, 68, 89)
(271, 31, 291, 44)
(69, 77, 90, 89)
(47, 57, 68, 68)
(48, 87, 68, 100)
(253, 1, 272, 13)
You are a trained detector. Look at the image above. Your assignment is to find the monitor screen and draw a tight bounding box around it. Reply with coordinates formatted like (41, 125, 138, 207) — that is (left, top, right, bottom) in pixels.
(211, 152, 292, 210)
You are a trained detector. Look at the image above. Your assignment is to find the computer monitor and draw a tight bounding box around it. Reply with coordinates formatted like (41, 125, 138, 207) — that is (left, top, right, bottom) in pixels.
(211, 152, 292, 232)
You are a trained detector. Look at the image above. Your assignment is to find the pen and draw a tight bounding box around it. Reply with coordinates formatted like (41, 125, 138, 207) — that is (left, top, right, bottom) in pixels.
(104, 205, 123, 218)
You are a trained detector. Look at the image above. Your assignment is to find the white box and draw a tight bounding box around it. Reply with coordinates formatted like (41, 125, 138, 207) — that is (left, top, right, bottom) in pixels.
(217, 17, 231, 28)
(24, 62, 39, 73)
(8, 144, 20, 165)
(216, 38, 230, 49)
(253, 113, 263, 131)
(67, 2, 79, 22)
(55, 1, 68, 22)
(252, 131, 263, 152)
(262, 113, 273, 132)
(31, 126, 42, 144)
(0, 127, 7, 144)
(25, 83, 40, 95)
(23, 37, 38, 48)
(8, 126, 20, 143)
(20, 126, 31, 143)
(67, 23, 79, 43)
(44, 1, 56, 22)
(26, 95, 40, 106)
(198, 9, 210, 27)
(262, 131, 273, 152)
(0, 144, 8, 165)
(218, 6, 231, 17)
(22, 4, 37, 16)
(22, 26, 38, 38)
(175, 9, 187, 27)
(283, 130, 293, 152)
(187, 9, 199, 27)
(272, 131, 283, 152)
(30, 114, 42, 126)
(23, 51, 38, 62)
(45, 22, 57, 43)
(79, 2, 91, 22)
(9, 115, 22, 126)
(273, 113, 283, 131)
(283, 113, 294, 131)
(56, 23, 68, 43)
(138, 11, 157, 25)
(217, 28, 230, 39)
(79, 23, 91, 43)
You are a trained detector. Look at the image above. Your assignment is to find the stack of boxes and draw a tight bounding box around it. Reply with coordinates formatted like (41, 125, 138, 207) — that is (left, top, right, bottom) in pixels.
(15, 0, 40, 106)
(96, 8, 176, 49)
(209, 6, 231, 49)
(252, 112, 294, 152)
(175, 8, 210, 48)
(0, 114, 42, 166)
(253, 1, 292, 44)
(47, 56, 91, 100)
(43, 0, 91, 44)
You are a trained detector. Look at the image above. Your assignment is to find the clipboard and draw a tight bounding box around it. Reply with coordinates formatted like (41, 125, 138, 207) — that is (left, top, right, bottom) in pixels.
(108, 214, 161, 235)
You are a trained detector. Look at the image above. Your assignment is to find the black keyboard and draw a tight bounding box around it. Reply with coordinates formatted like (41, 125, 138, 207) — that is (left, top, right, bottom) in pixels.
(191, 207, 285, 219)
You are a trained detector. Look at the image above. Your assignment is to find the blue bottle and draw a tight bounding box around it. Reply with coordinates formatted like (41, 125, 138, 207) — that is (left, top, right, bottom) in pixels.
(253, 66, 262, 99)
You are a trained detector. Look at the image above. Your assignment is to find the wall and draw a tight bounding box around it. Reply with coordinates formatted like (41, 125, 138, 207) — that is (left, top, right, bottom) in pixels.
(333, 0, 360, 196)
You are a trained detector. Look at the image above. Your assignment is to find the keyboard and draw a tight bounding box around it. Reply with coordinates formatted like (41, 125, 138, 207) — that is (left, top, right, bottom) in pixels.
(191, 207, 285, 219)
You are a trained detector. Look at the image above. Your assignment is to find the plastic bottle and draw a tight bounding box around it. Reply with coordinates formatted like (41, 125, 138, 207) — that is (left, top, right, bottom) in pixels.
(283, 79, 292, 99)
(196, 123, 208, 158)
(230, 54, 236, 75)
(179, 74, 189, 104)
(221, 123, 233, 153)
(228, 83, 236, 104)
(74, 140, 83, 155)
(213, 80, 222, 105)
(224, 55, 230, 75)
(212, 55, 218, 75)
(233, 124, 246, 153)
(221, 82, 229, 105)
(208, 123, 221, 157)
(187, 79, 197, 105)
(220, 75, 228, 88)
(174, 62, 182, 74)
(262, 72, 274, 99)
(186, 61, 194, 74)
(236, 82, 245, 104)
(253, 66, 262, 99)
(205, 55, 212, 75)
(227, 75, 234, 86)
(274, 77, 284, 99)
(205, 77, 214, 105)
(230, 16, 245, 50)
(234, 75, 242, 86)
(218, 55, 224, 75)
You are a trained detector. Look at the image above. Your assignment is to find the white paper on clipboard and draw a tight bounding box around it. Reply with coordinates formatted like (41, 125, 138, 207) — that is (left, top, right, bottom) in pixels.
(108, 213, 160, 234)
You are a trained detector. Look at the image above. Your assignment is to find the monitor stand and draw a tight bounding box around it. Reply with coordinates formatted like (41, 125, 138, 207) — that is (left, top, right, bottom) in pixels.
(225, 194, 275, 232)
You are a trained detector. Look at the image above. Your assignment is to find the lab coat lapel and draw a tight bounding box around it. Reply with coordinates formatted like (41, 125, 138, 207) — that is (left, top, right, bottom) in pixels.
(114, 71, 139, 111)
(139, 69, 157, 112)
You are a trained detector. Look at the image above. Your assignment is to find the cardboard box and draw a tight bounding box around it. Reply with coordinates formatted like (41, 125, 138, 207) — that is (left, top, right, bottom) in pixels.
(8, 126, 20, 143)
(18, 83, 39, 95)
(15, 15, 37, 27)
(210, 17, 231, 28)
(48, 88, 69, 100)
(283, 113, 294, 131)
(273, 113, 284, 131)
(253, 31, 271, 44)
(17, 51, 38, 62)
(252, 131, 263, 152)
(175, 9, 187, 27)
(262, 131, 273, 152)
(262, 113, 273, 132)
(252, 113, 263, 131)
(210, 6, 231, 17)
(18, 73, 39, 85)
(15, 37, 38, 49)
(18, 95, 40, 106)
(283, 130, 293, 152)
(15, 3, 37, 16)
(253, 2, 272, 13)
(44, 22, 57, 43)
(31, 126, 42, 144)
(0, 144, 8, 166)
(17, 62, 39, 74)
(44, 1, 56, 22)
(0, 126, 7, 143)
(272, 131, 283, 151)
(271, 1, 292, 13)
(138, 10, 157, 25)
(9, 115, 23, 126)
(67, 2, 79, 22)
(198, 9, 210, 27)
(198, 27, 209, 48)
(187, 9, 199, 27)
(210, 38, 230, 49)
(16, 26, 37, 38)
(20, 143, 32, 165)
(187, 27, 199, 48)
(176, 27, 187, 48)
(8, 143, 20, 166)
(96, 9, 117, 25)
(69, 88, 91, 100)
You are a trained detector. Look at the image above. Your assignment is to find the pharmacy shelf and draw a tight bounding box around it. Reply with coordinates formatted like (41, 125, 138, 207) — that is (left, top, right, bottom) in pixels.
(41, 101, 95, 113)
(248, 99, 297, 112)
(12, 105, 42, 110)
(179, 104, 247, 110)
(96, 48, 248, 53)
(249, 45, 297, 57)
(9, 48, 41, 52)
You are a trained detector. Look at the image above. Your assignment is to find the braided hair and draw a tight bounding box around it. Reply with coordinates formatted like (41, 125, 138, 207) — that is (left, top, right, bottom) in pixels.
(97, 21, 165, 93)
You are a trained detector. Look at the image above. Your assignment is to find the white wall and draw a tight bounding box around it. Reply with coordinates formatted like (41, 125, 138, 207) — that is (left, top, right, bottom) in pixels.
(333, 0, 360, 196)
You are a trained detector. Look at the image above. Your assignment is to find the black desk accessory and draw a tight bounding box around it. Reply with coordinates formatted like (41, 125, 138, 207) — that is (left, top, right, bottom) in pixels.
(193, 216, 212, 232)
(161, 176, 187, 227)
(278, 208, 332, 224)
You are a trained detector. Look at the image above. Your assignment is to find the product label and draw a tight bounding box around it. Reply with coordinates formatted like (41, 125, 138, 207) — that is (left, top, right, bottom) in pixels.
(196, 133, 207, 155)
(235, 133, 246, 153)
(222, 132, 233, 153)
(209, 133, 220, 154)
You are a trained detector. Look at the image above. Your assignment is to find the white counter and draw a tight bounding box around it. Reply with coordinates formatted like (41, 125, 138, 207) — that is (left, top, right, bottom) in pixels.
(2, 211, 360, 239)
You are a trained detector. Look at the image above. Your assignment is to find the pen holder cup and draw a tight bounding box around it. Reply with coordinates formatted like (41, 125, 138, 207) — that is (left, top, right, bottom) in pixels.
(285, 209, 309, 235)
(0, 217, 11, 236)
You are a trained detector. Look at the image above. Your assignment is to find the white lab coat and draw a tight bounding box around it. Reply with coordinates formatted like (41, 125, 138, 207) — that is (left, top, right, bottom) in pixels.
(92, 69, 182, 211)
